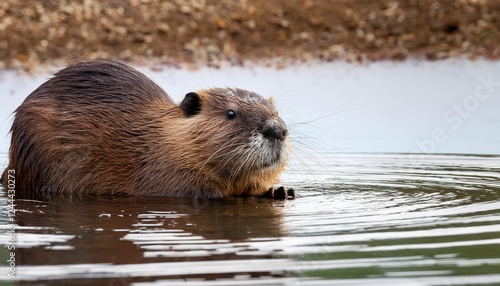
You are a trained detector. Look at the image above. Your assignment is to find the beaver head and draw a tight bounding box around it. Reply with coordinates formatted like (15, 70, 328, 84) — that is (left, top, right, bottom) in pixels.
(166, 87, 289, 196)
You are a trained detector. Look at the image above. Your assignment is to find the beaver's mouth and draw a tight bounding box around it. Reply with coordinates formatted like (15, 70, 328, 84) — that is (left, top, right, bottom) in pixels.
(253, 136, 288, 170)
(268, 146, 287, 168)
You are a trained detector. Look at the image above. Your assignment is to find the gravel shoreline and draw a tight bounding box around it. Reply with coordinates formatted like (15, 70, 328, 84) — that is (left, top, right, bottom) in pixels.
(1, 0, 499, 70)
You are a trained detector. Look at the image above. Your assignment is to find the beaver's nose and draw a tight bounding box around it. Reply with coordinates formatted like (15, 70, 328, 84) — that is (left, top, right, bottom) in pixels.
(262, 120, 288, 141)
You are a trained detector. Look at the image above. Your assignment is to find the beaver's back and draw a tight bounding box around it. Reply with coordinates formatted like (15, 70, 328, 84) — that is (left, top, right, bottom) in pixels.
(30, 60, 172, 106)
(2, 60, 174, 196)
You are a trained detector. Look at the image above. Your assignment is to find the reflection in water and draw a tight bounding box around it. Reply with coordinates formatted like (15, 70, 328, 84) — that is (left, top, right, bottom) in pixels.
(1, 153, 500, 285)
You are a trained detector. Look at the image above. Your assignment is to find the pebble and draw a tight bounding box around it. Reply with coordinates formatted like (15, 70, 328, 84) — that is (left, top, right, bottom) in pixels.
(0, 0, 498, 71)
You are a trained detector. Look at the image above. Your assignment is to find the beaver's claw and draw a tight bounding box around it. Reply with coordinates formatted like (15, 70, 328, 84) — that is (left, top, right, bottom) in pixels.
(265, 186, 296, 200)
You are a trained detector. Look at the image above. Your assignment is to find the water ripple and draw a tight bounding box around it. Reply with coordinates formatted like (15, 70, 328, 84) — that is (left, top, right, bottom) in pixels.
(1, 153, 500, 285)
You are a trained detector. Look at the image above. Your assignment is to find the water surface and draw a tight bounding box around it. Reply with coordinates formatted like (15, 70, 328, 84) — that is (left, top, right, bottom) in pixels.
(1, 153, 500, 285)
(1, 59, 499, 285)
(1, 59, 500, 155)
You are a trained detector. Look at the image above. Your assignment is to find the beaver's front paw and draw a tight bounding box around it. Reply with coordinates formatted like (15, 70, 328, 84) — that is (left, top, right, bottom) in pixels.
(265, 186, 296, 200)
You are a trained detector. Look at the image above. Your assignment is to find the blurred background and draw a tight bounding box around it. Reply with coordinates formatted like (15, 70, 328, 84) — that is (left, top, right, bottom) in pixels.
(1, 0, 499, 70)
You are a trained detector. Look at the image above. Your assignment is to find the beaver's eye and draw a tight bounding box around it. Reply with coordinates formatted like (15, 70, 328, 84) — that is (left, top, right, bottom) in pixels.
(227, 110, 236, 120)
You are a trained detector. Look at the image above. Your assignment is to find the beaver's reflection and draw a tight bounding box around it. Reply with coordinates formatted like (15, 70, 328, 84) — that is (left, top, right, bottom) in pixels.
(14, 195, 288, 281)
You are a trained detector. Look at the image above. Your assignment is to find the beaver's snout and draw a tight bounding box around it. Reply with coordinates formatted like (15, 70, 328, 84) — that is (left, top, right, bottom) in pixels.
(261, 119, 288, 141)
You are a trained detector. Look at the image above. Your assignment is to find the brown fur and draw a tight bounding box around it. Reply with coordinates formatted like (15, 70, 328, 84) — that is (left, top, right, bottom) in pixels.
(1, 60, 290, 198)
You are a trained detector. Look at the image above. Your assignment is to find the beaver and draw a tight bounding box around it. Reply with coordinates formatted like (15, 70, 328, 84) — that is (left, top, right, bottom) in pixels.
(1, 60, 294, 199)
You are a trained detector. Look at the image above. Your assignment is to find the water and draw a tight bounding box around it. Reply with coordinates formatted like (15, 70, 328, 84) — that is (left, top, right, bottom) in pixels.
(1, 60, 500, 285)
(1, 59, 500, 154)
(1, 153, 500, 285)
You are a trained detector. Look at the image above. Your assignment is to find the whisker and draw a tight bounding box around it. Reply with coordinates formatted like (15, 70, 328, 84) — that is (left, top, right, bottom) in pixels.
(288, 109, 354, 128)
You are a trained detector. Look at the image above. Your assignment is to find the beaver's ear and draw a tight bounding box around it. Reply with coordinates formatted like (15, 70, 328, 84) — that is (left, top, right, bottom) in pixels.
(267, 97, 275, 105)
(180, 92, 201, 117)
